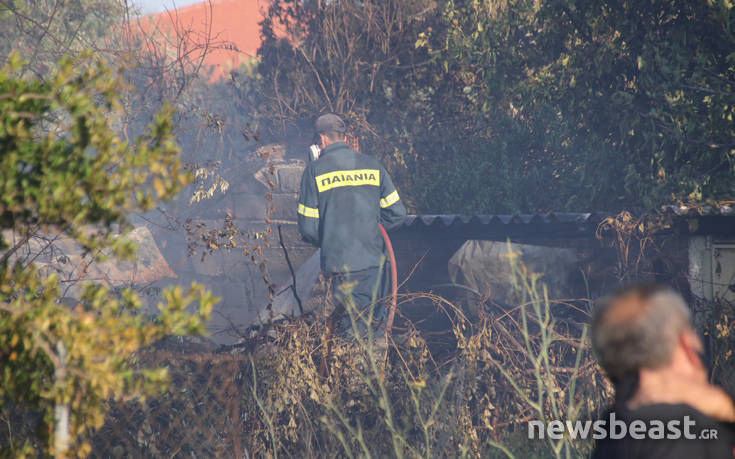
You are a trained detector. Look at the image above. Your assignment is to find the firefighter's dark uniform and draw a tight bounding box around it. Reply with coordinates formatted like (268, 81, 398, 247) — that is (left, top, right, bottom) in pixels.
(297, 141, 406, 335)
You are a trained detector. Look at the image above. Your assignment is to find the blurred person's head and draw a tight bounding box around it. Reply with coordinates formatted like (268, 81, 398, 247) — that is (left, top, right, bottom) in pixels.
(315, 113, 346, 149)
(592, 283, 706, 387)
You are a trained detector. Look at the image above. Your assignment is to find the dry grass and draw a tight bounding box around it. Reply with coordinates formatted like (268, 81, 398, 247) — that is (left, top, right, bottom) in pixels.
(86, 248, 611, 458)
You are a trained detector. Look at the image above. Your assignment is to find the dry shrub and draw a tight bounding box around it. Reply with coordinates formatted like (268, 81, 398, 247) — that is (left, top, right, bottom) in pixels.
(91, 248, 610, 458)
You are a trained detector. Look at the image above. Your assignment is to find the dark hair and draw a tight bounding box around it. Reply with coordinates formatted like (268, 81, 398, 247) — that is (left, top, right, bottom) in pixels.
(321, 131, 345, 142)
(591, 283, 692, 383)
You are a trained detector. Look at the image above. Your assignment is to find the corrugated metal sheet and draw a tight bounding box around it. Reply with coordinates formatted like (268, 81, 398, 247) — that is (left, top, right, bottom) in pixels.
(400, 212, 605, 228)
(664, 204, 734, 217)
(392, 207, 735, 243)
(399, 206, 734, 229)
(400, 206, 735, 227)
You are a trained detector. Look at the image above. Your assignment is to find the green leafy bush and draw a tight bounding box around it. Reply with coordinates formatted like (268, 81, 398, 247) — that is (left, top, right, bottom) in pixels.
(0, 54, 216, 456)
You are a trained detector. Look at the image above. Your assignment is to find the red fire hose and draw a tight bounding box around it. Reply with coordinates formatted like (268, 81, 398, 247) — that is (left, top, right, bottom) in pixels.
(378, 223, 398, 342)
(320, 224, 397, 379)
(347, 137, 398, 341)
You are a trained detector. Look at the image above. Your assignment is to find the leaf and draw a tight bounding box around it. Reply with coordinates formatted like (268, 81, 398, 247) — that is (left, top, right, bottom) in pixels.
(153, 178, 165, 197)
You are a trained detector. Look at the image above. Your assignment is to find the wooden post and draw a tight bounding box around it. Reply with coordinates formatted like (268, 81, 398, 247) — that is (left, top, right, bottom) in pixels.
(54, 341, 69, 457)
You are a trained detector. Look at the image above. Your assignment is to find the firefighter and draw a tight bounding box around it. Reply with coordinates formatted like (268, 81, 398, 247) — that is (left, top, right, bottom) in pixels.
(297, 113, 406, 339)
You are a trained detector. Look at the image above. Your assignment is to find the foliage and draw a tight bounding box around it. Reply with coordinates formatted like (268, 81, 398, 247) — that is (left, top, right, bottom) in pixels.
(88, 249, 606, 458)
(255, 0, 735, 213)
(693, 297, 735, 397)
(0, 54, 216, 456)
(435, 0, 735, 211)
(0, 0, 129, 74)
(2, 0, 258, 211)
(254, 0, 439, 208)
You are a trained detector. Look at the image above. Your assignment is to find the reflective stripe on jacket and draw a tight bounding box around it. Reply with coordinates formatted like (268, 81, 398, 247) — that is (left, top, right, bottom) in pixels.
(297, 141, 406, 273)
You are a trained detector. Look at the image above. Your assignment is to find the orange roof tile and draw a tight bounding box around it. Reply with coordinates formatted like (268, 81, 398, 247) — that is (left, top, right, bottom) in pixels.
(132, 0, 272, 80)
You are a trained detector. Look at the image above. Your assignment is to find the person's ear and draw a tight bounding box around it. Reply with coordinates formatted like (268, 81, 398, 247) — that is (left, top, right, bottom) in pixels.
(319, 133, 328, 149)
(680, 330, 706, 374)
